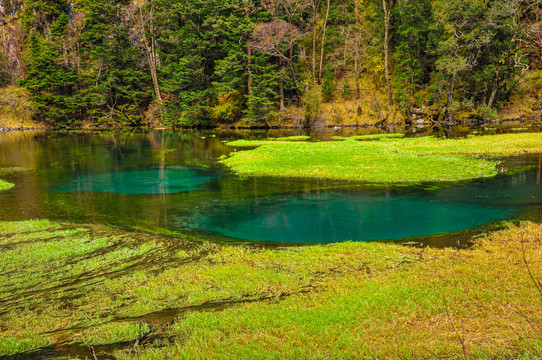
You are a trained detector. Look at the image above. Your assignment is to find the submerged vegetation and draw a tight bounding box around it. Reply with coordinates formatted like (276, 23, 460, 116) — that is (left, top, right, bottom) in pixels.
(0, 219, 541, 359)
(222, 133, 542, 183)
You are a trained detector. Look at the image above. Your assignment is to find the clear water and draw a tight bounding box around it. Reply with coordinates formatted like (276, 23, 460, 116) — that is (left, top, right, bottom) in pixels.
(52, 167, 219, 195)
(0, 130, 541, 245)
(187, 192, 518, 243)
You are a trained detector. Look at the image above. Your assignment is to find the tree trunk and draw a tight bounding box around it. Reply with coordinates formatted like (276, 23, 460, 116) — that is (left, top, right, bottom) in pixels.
(487, 78, 499, 109)
(447, 76, 456, 107)
(139, 6, 162, 104)
(243, 1, 253, 97)
(446, 75, 456, 118)
(382, 0, 393, 107)
(312, 7, 317, 83)
(287, 58, 302, 105)
(247, 43, 253, 97)
(354, 0, 360, 100)
(279, 58, 285, 111)
(318, 0, 331, 85)
(342, 29, 347, 94)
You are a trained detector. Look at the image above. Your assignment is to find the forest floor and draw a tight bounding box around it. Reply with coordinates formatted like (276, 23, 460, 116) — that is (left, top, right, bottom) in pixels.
(2, 70, 542, 131)
(0, 219, 541, 359)
(221, 133, 542, 183)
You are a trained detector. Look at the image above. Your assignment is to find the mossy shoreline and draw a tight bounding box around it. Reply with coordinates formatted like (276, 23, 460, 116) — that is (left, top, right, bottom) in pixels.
(221, 133, 542, 183)
(0, 219, 541, 359)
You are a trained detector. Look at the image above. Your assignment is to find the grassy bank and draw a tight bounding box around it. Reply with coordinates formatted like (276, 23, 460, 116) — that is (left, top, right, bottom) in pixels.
(0, 219, 541, 359)
(221, 133, 542, 183)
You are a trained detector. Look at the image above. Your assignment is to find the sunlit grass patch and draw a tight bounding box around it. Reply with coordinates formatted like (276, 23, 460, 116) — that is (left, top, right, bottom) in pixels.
(118, 222, 542, 360)
(222, 133, 542, 183)
(333, 133, 405, 141)
(0, 179, 14, 191)
(274, 136, 311, 141)
(0, 335, 50, 356)
(0, 219, 60, 234)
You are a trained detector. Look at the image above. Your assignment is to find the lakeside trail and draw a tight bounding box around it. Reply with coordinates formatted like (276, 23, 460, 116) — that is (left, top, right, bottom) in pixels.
(0, 219, 541, 359)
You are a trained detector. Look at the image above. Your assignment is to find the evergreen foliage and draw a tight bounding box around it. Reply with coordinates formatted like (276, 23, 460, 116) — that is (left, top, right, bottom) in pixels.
(0, 0, 536, 126)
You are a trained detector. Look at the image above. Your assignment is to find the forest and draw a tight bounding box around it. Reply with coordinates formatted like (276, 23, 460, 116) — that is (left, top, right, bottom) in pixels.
(1, 0, 542, 127)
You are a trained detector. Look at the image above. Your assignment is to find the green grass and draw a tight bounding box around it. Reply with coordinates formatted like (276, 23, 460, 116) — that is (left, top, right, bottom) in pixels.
(0, 219, 541, 359)
(0, 179, 14, 190)
(333, 133, 405, 141)
(221, 133, 542, 183)
(275, 135, 311, 141)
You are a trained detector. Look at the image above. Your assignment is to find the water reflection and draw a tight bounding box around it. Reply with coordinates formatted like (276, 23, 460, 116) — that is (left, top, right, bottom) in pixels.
(0, 130, 541, 245)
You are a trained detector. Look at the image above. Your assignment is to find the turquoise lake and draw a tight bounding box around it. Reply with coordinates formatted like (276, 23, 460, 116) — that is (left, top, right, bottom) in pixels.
(0, 130, 541, 245)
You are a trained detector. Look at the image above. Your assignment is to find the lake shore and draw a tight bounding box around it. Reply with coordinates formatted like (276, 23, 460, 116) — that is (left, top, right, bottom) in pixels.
(1, 113, 541, 132)
(0, 219, 541, 359)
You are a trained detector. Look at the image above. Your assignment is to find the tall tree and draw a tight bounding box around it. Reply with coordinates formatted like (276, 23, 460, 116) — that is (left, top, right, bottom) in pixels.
(317, 0, 330, 84)
(251, 19, 306, 104)
(382, 0, 393, 106)
(435, 0, 523, 114)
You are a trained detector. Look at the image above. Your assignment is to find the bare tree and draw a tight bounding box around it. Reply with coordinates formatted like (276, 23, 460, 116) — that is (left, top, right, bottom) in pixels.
(262, 0, 310, 23)
(382, 0, 393, 106)
(242, 0, 255, 98)
(523, 0, 542, 66)
(126, 0, 162, 103)
(318, 0, 330, 84)
(65, 9, 86, 77)
(0, 0, 25, 83)
(310, 0, 321, 83)
(251, 19, 306, 104)
(487, 0, 523, 108)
